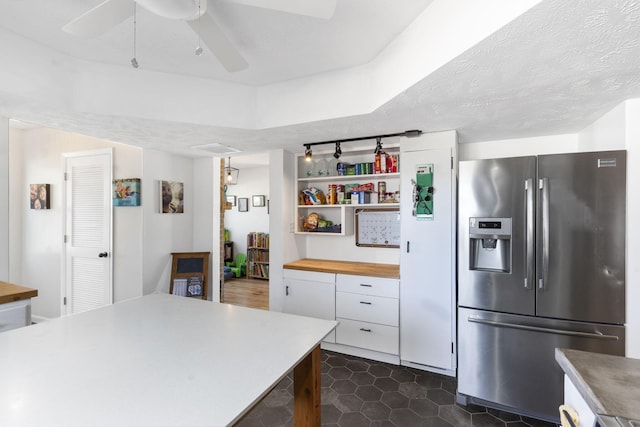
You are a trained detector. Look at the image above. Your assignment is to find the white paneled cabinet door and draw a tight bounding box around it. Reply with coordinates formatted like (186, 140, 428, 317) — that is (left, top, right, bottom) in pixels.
(63, 150, 113, 315)
(400, 131, 457, 375)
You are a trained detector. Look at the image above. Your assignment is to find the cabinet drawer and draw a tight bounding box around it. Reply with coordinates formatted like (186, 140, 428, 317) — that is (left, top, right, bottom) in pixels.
(283, 268, 335, 283)
(336, 292, 398, 326)
(336, 274, 399, 298)
(0, 300, 30, 333)
(336, 318, 398, 355)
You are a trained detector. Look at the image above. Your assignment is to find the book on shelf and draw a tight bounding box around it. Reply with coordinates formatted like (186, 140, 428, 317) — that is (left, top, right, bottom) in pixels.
(247, 232, 269, 248)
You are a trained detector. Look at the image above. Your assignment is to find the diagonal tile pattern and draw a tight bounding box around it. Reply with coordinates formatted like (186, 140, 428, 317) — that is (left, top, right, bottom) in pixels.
(236, 351, 558, 427)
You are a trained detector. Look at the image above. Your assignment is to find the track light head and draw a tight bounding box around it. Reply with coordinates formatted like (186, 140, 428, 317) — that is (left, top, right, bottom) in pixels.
(333, 142, 342, 159)
(305, 145, 312, 162)
(374, 137, 383, 154)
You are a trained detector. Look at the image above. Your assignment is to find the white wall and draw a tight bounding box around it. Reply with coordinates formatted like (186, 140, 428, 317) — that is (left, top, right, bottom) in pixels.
(9, 127, 144, 319)
(223, 166, 270, 259)
(193, 157, 219, 302)
(577, 99, 639, 358)
(142, 149, 195, 296)
(0, 117, 7, 281)
(459, 134, 578, 160)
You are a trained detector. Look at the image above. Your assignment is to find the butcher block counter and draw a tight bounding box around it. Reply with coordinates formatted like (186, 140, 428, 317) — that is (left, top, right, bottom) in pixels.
(0, 282, 38, 304)
(0, 282, 38, 333)
(283, 258, 399, 279)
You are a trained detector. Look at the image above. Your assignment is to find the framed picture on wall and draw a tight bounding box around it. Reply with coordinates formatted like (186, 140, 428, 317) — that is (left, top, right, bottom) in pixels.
(226, 195, 236, 206)
(252, 195, 265, 207)
(238, 197, 248, 212)
(30, 184, 50, 210)
(160, 180, 184, 213)
(113, 178, 141, 207)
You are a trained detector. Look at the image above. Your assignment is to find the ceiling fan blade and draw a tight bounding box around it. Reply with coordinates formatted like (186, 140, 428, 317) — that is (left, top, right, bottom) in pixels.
(187, 13, 248, 72)
(62, 0, 133, 37)
(226, 0, 336, 19)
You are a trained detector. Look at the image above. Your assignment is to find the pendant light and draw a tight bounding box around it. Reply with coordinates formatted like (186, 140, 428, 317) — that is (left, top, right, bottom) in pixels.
(225, 157, 239, 185)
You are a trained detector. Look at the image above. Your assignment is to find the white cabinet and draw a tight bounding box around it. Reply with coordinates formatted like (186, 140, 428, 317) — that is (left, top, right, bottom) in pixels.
(0, 299, 32, 333)
(335, 274, 399, 356)
(399, 131, 457, 376)
(282, 269, 336, 343)
(294, 147, 400, 235)
(563, 374, 596, 427)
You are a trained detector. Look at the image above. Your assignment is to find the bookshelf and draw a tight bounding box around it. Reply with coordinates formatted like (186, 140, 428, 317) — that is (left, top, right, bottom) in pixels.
(247, 232, 269, 280)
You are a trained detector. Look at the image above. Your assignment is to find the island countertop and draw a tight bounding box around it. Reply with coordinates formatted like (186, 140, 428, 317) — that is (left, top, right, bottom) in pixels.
(283, 258, 399, 279)
(555, 348, 640, 422)
(0, 282, 38, 305)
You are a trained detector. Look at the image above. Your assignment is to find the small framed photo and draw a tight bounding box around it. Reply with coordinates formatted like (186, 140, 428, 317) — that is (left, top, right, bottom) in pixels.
(160, 180, 184, 214)
(226, 195, 236, 206)
(30, 184, 50, 210)
(252, 195, 265, 207)
(238, 197, 249, 212)
(113, 178, 141, 207)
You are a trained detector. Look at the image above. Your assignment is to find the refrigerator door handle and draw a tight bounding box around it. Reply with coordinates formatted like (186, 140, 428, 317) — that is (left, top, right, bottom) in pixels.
(539, 177, 550, 290)
(524, 178, 534, 289)
(467, 316, 620, 340)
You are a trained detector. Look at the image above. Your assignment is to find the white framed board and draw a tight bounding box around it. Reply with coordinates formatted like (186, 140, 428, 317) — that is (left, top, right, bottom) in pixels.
(355, 208, 400, 248)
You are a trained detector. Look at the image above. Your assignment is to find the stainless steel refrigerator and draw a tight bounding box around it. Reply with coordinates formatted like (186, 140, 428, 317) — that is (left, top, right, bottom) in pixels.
(457, 151, 626, 422)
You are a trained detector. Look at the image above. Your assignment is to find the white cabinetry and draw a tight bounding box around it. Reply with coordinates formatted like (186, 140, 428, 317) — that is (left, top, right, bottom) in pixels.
(563, 374, 596, 427)
(294, 147, 400, 235)
(399, 131, 457, 376)
(335, 274, 399, 357)
(282, 269, 336, 343)
(0, 299, 32, 333)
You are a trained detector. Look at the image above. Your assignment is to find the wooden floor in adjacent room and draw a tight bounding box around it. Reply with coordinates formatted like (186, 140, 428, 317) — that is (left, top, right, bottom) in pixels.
(222, 276, 269, 310)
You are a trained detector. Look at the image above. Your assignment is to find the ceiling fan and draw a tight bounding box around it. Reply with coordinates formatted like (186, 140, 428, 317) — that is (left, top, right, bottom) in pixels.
(62, 0, 337, 72)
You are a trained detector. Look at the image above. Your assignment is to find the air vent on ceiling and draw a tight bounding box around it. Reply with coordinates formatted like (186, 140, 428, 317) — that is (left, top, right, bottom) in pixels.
(190, 143, 242, 155)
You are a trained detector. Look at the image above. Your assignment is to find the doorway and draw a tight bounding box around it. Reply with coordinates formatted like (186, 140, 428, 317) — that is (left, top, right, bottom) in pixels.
(62, 149, 113, 315)
(221, 154, 270, 309)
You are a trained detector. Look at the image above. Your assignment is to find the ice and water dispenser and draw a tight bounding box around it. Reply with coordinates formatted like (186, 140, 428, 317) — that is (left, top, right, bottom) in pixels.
(468, 217, 512, 273)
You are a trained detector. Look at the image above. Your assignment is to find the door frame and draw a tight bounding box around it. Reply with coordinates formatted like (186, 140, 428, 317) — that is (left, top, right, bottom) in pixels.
(60, 148, 113, 316)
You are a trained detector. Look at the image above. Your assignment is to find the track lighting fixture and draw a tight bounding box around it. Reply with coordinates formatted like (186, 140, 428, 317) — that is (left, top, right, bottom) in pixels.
(301, 130, 422, 156)
(333, 142, 342, 159)
(374, 137, 382, 154)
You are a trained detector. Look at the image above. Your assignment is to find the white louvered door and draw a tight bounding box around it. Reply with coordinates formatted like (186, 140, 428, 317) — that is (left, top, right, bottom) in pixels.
(63, 150, 112, 315)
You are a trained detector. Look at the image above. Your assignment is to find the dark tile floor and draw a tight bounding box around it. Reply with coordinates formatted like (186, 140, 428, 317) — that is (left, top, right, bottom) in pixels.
(236, 350, 559, 427)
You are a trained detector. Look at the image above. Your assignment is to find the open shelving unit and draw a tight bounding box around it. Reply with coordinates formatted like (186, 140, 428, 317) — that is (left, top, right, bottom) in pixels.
(295, 146, 400, 236)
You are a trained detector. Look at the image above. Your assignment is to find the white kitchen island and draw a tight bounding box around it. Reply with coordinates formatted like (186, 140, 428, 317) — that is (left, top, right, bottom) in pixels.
(0, 293, 337, 427)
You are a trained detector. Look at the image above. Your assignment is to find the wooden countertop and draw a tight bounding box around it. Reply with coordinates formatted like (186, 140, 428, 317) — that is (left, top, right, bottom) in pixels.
(0, 282, 38, 305)
(555, 348, 640, 421)
(283, 258, 399, 279)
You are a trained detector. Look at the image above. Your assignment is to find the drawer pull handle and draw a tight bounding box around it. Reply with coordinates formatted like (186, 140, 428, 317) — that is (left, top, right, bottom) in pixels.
(359, 284, 372, 287)
(360, 301, 372, 305)
(360, 328, 372, 332)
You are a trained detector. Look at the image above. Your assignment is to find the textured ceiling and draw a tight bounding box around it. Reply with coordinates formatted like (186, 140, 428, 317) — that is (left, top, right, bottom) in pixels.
(2, 0, 640, 164)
